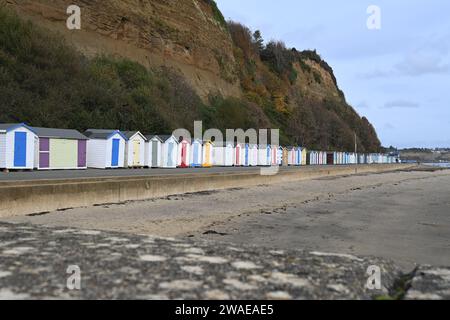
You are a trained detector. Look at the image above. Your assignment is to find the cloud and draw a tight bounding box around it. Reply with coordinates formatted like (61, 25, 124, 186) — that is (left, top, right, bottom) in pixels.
(382, 100, 420, 109)
(384, 123, 395, 130)
(355, 101, 370, 109)
(395, 52, 450, 76)
(360, 50, 450, 79)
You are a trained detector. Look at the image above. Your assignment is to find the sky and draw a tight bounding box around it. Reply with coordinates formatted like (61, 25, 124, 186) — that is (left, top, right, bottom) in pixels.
(215, 0, 450, 148)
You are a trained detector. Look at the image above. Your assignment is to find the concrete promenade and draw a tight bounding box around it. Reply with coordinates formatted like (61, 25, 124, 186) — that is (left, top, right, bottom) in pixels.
(0, 164, 414, 217)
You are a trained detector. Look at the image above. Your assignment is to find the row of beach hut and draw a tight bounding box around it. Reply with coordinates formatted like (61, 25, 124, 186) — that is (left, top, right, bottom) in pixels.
(0, 123, 396, 170)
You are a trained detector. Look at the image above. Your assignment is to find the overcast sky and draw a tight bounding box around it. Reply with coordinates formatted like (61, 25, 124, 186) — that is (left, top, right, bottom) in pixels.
(215, 0, 450, 148)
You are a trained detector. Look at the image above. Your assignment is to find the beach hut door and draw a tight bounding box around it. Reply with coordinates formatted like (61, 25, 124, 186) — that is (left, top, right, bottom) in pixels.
(205, 144, 211, 165)
(133, 140, 140, 166)
(167, 143, 174, 167)
(152, 141, 158, 167)
(181, 142, 188, 167)
(111, 139, 120, 167)
(245, 145, 249, 166)
(14, 132, 27, 167)
(193, 143, 199, 166)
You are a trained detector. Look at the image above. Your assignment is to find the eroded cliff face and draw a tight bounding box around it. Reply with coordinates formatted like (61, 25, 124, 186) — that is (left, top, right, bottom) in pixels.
(2, 0, 241, 99)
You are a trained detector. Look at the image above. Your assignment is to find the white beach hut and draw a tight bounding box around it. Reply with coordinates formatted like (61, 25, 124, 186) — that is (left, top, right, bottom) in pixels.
(191, 138, 203, 168)
(213, 141, 234, 167)
(144, 135, 163, 168)
(287, 147, 296, 166)
(160, 135, 179, 168)
(0, 123, 37, 170)
(258, 144, 271, 166)
(123, 131, 147, 168)
(278, 146, 284, 166)
(295, 147, 302, 166)
(249, 144, 258, 166)
(234, 143, 244, 166)
(84, 129, 127, 169)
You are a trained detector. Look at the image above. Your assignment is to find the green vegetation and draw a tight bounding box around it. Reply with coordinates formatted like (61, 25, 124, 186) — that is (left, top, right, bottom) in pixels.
(202, 0, 227, 29)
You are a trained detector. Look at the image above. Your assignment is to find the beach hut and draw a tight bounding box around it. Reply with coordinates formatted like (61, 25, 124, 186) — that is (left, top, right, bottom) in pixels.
(234, 143, 244, 166)
(301, 148, 308, 166)
(277, 146, 284, 166)
(281, 147, 289, 166)
(160, 135, 179, 168)
(241, 144, 250, 167)
(314, 151, 319, 165)
(286, 147, 295, 166)
(213, 141, 234, 167)
(190, 139, 203, 168)
(291, 147, 298, 166)
(248, 144, 257, 166)
(177, 138, 191, 168)
(144, 135, 163, 168)
(271, 145, 278, 166)
(306, 151, 311, 165)
(266, 145, 272, 166)
(31, 127, 88, 170)
(258, 145, 271, 166)
(327, 152, 335, 165)
(123, 131, 146, 168)
(202, 140, 214, 167)
(84, 129, 127, 169)
(296, 147, 302, 166)
(0, 123, 37, 170)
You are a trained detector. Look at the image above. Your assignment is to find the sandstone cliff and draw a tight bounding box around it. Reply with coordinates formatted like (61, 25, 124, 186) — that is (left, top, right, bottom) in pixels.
(2, 0, 241, 99)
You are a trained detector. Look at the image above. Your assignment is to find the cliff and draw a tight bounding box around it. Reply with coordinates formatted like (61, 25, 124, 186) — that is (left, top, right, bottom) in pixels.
(0, 0, 382, 151)
(2, 0, 241, 98)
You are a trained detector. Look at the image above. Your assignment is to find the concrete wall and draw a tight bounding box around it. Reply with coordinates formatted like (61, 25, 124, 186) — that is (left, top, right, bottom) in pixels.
(0, 164, 415, 218)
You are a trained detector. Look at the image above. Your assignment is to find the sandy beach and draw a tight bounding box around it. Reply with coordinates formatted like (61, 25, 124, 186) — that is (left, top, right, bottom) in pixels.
(3, 166, 449, 271)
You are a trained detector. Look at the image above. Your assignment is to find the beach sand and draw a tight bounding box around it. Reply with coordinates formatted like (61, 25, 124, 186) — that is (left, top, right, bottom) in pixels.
(4, 167, 449, 271)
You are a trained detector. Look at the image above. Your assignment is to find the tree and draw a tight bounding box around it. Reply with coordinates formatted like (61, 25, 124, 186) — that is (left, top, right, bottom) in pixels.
(253, 30, 264, 53)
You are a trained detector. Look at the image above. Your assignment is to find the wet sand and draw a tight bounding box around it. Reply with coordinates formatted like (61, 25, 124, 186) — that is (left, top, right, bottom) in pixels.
(3, 167, 450, 270)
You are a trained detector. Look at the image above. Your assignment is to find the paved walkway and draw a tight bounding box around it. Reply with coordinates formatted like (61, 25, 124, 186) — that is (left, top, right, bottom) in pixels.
(0, 165, 377, 182)
(0, 222, 448, 300)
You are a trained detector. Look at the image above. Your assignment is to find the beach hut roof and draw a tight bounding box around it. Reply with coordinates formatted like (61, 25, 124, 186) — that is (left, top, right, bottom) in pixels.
(0, 123, 36, 133)
(213, 141, 234, 147)
(32, 127, 88, 140)
(84, 129, 127, 140)
(158, 135, 178, 143)
(145, 135, 163, 142)
(123, 131, 147, 141)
